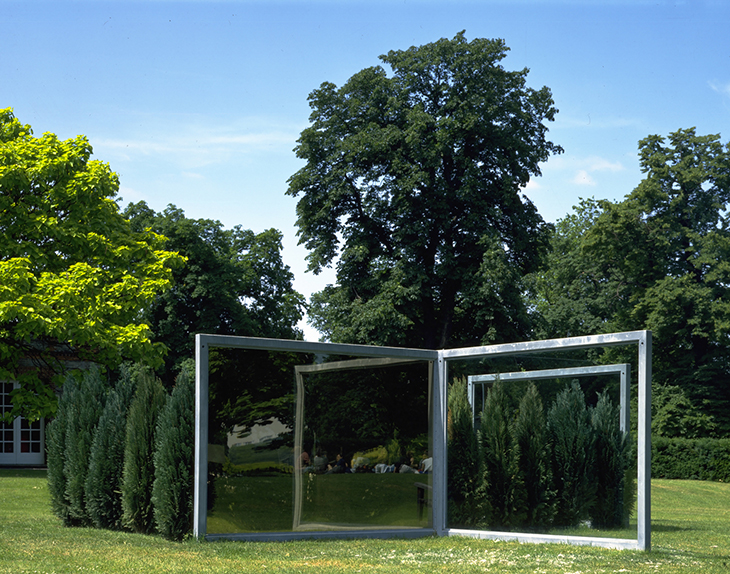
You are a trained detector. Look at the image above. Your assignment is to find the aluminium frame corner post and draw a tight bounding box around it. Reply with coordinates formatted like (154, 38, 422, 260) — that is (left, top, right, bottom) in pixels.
(432, 353, 448, 536)
(193, 334, 210, 539)
(637, 330, 652, 551)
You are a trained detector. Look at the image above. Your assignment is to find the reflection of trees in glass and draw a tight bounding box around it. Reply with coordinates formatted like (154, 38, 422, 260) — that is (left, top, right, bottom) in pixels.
(300, 360, 430, 459)
(208, 348, 310, 449)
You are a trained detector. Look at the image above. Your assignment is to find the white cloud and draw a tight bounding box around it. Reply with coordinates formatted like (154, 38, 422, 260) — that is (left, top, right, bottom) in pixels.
(709, 80, 730, 98)
(572, 169, 596, 186)
(92, 115, 304, 171)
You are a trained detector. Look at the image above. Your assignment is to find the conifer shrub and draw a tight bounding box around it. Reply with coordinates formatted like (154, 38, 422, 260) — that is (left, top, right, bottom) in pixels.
(152, 362, 195, 540)
(85, 365, 137, 530)
(46, 373, 77, 525)
(447, 377, 487, 527)
(511, 382, 554, 529)
(480, 378, 516, 529)
(547, 381, 596, 527)
(589, 390, 632, 528)
(121, 369, 167, 534)
(63, 367, 107, 526)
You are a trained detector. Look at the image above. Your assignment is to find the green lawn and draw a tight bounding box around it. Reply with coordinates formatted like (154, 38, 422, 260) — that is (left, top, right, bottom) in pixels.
(1, 468, 729, 573)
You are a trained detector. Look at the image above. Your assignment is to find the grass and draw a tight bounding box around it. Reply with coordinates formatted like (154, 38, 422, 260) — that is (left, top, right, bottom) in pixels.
(1, 469, 729, 573)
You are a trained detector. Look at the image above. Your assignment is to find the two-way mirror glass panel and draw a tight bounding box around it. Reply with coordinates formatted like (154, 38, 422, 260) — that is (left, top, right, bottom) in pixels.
(204, 346, 433, 535)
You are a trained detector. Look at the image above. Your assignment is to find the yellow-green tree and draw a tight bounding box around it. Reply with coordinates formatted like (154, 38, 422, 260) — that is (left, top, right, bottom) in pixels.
(0, 108, 184, 421)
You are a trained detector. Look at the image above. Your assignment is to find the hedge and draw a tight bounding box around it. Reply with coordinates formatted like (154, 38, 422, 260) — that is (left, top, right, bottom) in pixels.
(652, 437, 730, 482)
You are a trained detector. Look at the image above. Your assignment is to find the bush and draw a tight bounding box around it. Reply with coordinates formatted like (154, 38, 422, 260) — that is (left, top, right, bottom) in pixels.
(152, 363, 195, 540)
(590, 390, 632, 528)
(447, 378, 487, 527)
(547, 381, 595, 527)
(85, 366, 137, 530)
(652, 436, 730, 481)
(46, 373, 77, 525)
(511, 382, 554, 529)
(122, 369, 167, 534)
(63, 367, 107, 526)
(480, 378, 516, 529)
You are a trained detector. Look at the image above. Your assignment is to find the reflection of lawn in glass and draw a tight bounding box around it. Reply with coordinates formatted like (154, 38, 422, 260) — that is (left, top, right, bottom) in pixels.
(206, 473, 432, 533)
(207, 475, 294, 533)
(300, 473, 431, 530)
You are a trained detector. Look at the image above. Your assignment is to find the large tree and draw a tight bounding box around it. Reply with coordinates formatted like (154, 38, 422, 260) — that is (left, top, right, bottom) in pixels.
(287, 33, 562, 349)
(0, 109, 183, 421)
(124, 202, 305, 387)
(532, 129, 730, 436)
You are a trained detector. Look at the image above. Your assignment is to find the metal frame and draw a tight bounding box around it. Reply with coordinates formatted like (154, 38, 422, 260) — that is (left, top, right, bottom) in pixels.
(194, 330, 651, 550)
(467, 363, 631, 432)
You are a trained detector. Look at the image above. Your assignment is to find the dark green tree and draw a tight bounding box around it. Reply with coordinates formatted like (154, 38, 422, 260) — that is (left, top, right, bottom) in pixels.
(121, 369, 167, 534)
(152, 360, 195, 540)
(447, 377, 487, 527)
(63, 367, 107, 526)
(85, 364, 137, 530)
(46, 373, 77, 525)
(547, 382, 595, 527)
(511, 382, 554, 529)
(287, 33, 562, 349)
(480, 379, 516, 529)
(123, 202, 305, 388)
(590, 390, 632, 528)
(532, 129, 730, 435)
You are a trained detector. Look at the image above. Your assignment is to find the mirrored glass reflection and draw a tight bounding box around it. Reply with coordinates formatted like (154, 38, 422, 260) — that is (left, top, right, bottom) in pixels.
(206, 348, 432, 534)
(446, 346, 638, 540)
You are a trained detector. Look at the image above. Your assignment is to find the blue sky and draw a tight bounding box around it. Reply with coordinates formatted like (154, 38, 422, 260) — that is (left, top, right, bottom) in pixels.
(4, 0, 730, 340)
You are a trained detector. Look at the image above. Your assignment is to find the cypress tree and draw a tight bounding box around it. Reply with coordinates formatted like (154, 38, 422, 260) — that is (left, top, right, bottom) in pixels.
(447, 377, 488, 527)
(85, 365, 137, 530)
(547, 381, 596, 527)
(63, 367, 107, 526)
(480, 378, 514, 529)
(46, 373, 77, 525)
(121, 369, 167, 534)
(511, 382, 554, 529)
(152, 362, 195, 540)
(590, 390, 632, 528)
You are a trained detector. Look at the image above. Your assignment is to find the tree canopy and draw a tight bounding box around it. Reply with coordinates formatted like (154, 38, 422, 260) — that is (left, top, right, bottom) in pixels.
(0, 108, 184, 421)
(287, 33, 562, 349)
(124, 202, 305, 387)
(531, 128, 730, 436)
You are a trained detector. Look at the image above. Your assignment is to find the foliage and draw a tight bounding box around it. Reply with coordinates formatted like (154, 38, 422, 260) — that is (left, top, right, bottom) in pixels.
(288, 33, 562, 349)
(652, 436, 730, 481)
(480, 379, 517, 528)
(0, 108, 184, 422)
(547, 382, 595, 527)
(121, 369, 167, 534)
(62, 367, 107, 526)
(590, 390, 632, 528)
(123, 202, 305, 388)
(510, 382, 554, 529)
(84, 365, 137, 530)
(531, 129, 730, 436)
(152, 360, 195, 540)
(45, 373, 76, 525)
(447, 377, 487, 527)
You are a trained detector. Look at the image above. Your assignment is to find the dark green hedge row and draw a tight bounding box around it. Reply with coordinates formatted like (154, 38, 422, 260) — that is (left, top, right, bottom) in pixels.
(652, 437, 730, 482)
(448, 379, 634, 531)
(47, 363, 195, 540)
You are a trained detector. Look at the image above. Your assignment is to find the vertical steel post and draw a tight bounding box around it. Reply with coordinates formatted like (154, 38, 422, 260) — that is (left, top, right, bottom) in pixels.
(193, 334, 209, 538)
(637, 331, 652, 551)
